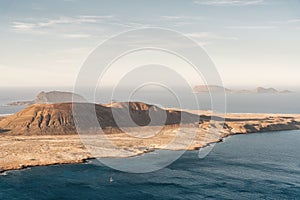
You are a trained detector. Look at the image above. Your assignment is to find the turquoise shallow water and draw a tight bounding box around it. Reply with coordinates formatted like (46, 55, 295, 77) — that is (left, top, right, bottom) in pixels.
(1, 130, 300, 200)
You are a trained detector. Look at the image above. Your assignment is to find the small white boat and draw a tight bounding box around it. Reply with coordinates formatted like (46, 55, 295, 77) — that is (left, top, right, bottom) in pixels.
(109, 177, 113, 183)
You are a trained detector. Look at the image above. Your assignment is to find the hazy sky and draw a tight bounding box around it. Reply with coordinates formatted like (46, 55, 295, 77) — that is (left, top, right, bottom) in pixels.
(0, 0, 300, 89)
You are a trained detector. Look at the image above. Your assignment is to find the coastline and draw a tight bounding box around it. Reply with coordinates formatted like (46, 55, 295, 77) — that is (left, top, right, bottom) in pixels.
(1, 128, 300, 174)
(1, 107, 300, 173)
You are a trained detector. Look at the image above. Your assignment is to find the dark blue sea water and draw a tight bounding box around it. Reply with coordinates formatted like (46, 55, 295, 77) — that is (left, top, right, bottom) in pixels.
(1, 130, 300, 200)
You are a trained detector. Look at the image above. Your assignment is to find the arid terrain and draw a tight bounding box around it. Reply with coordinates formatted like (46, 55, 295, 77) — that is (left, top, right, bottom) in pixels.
(1, 102, 300, 172)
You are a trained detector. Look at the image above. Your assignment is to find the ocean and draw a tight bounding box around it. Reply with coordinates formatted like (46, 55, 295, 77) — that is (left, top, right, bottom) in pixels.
(0, 88, 300, 199)
(1, 131, 300, 199)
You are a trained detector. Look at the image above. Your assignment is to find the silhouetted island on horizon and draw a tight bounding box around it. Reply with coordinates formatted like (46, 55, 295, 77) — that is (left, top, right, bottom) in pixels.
(193, 85, 292, 94)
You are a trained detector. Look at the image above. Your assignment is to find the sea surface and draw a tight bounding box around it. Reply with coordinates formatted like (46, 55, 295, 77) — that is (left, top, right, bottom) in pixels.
(1, 130, 300, 200)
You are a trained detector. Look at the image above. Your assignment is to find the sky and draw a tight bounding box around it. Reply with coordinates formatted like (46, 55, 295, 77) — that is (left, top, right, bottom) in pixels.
(0, 0, 300, 89)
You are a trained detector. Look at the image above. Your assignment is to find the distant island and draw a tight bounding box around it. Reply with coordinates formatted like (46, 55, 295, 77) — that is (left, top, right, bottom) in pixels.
(8, 87, 292, 107)
(0, 91, 300, 172)
(7, 91, 86, 106)
(193, 85, 292, 94)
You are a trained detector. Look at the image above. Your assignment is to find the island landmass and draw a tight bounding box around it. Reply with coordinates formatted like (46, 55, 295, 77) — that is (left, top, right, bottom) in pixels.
(6, 91, 86, 106)
(193, 85, 292, 94)
(1, 100, 299, 173)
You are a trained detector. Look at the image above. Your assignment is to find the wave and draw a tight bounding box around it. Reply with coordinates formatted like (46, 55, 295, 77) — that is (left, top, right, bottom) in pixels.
(0, 104, 9, 107)
(0, 171, 8, 176)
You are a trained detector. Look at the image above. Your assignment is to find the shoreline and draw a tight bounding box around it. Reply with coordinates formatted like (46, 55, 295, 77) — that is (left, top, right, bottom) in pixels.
(1, 128, 300, 174)
(1, 105, 300, 174)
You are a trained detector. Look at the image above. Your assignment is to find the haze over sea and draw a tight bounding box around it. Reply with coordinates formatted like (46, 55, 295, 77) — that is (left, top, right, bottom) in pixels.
(1, 87, 300, 115)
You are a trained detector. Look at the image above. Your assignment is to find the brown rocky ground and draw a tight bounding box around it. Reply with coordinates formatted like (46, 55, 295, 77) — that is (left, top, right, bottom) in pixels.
(0, 102, 300, 172)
